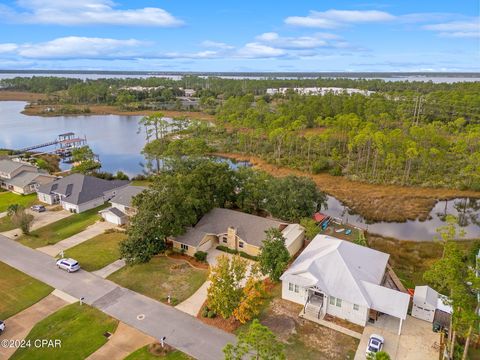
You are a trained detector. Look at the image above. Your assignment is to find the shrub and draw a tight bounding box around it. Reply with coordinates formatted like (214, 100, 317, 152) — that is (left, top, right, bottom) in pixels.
(202, 307, 209, 318)
(329, 165, 342, 176)
(216, 245, 258, 261)
(207, 310, 216, 318)
(311, 157, 330, 174)
(194, 251, 208, 262)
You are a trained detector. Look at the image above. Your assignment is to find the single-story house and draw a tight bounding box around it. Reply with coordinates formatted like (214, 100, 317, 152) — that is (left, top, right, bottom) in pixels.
(99, 185, 146, 225)
(412, 285, 452, 323)
(0, 159, 56, 194)
(280, 235, 411, 334)
(37, 173, 129, 213)
(170, 208, 305, 257)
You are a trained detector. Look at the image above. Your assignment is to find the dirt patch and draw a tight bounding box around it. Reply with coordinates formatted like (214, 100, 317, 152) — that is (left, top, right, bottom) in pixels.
(323, 314, 364, 334)
(167, 253, 209, 270)
(196, 301, 241, 333)
(215, 152, 480, 223)
(0, 91, 47, 101)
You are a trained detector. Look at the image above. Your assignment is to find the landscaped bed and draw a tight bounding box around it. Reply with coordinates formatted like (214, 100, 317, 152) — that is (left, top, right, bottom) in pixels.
(0, 192, 38, 213)
(10, 303, 118, 360)
(0, 261, 53, 319)
(18, 204, 106, 248)
(108, 256, 208, 305)
(125, 344, 192, 360)
(64, 231, 126, 271)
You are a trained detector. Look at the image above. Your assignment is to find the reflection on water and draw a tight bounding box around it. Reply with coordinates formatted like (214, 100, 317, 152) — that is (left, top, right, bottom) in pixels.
(322, 196, 480, 241)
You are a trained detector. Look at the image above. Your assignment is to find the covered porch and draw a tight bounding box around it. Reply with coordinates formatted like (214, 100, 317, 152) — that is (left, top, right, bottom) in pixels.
(302, 287, 327, 320)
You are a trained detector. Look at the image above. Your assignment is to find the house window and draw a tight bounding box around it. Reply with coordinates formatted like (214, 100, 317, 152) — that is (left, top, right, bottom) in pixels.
(239, 241, 244, 248)
(353, 304, 359, 311)
(294, 285, 299, 293)
(181, 244, 189, 251)
(329, 296, 336, 305)
(289, 283, 294, 292)
(336, 298, 342, 307)
(222, 236, 227, 243)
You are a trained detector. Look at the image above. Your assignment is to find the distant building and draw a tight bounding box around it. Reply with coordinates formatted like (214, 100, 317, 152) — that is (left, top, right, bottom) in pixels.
(170, 208, 305, 257)
(37, 173, 129, 213)
(183, 88, 196, 97)
(266, 87, 375, 96)
(0, 159, 56, 195)
(99, 185, 146, 225)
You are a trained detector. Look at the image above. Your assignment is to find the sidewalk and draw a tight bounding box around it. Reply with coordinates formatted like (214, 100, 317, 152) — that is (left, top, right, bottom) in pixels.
(37, 221, 117, 257)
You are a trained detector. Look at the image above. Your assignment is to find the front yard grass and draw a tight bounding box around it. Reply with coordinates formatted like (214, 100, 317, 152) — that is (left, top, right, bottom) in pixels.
(18, 204, 107, 248)
(108, 256, 208, 305)
(0, 192, 38, 212)
(0, 215, 15, 232)
(65, 231, 126, 271)
(125, 345, 192, 360)
(0, 261, 52, 319)
(11, 303, 118, 360)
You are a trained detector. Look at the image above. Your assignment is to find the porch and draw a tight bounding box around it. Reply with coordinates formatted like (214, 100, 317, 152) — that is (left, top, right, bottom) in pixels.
(302, 288, 326, 320)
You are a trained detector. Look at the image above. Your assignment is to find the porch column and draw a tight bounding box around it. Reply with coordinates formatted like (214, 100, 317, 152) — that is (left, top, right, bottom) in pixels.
(398, 318, 403, 335)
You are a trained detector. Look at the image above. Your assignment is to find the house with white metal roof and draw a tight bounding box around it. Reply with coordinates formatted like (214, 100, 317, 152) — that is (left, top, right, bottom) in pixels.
(280, 234, 410, 334)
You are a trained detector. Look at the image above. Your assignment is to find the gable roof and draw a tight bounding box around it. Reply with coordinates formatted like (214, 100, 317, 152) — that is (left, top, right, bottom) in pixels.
(110, 186, 146, 207)
(413, 285, 439, 308)
(2, 172, 54, 188)
(172, 208, 288, 248)
(0, 159, 37, 176)
(194, 208, 285, 247)
(38, 173, 129, 205)
(281, 235, 389, 307)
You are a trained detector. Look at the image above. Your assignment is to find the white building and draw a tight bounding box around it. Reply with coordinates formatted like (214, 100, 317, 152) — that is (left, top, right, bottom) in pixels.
(412, 285, 452, 323)
(99, 185, 146, 225)
(37, 174, 129, 213)
(280, 235, 410, 334)
(266, 87, 375, 96)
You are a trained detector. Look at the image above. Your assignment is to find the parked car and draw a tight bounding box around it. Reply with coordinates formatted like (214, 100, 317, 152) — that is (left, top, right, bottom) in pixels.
(31, 205, 46, 212)
(0, 320, 5, 334)
(56, 258, 80, 273)
(366, 334, 384, 355)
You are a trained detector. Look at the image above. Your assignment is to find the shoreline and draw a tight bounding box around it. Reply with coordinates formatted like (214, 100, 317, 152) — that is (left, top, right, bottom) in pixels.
(215, 152, 480, 223)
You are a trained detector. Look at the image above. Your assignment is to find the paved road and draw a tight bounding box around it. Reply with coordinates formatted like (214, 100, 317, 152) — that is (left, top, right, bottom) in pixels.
(0, 234, 235, 360)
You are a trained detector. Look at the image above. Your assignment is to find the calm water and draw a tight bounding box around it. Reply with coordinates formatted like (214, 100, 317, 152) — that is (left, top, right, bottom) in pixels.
(322, 196, 480, 241)
(1, 100, 479, 240)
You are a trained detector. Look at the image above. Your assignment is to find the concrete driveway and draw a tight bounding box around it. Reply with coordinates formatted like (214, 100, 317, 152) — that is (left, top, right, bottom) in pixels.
(0, 208, 71, 239)
(0, 293, 68, 359)
(37, 221, 117, 257)
(86, 322, 155, 360)
(354, 315, 440, 360)
(0, 234, 236, 360)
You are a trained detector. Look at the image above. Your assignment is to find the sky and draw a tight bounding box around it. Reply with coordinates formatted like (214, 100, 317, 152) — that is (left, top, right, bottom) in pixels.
(0, 0, 478, 72)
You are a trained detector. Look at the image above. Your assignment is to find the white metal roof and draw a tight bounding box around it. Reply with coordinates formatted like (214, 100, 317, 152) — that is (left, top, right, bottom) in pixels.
(280, 235, 390, 307)
(363, 281, 410, 320)
(413, 285, 439, 308)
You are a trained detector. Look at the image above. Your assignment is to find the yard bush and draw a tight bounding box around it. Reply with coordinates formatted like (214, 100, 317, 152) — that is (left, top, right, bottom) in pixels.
(207, 310, 216, 318)
(216, 245, 257, 261)
(194, 251, 208, 262)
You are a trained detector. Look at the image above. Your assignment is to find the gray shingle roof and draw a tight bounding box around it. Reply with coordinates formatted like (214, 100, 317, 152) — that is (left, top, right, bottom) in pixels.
(100, 207, 127, 218)
(110, 186, 147, 207)
(38, 174, 129, 205)
(174, 208, 285, 248)
(0, 159, 36, 176)
(2, 172, 50, 188)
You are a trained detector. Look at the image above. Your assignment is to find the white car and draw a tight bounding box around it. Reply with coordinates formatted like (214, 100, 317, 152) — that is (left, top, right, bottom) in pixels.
(56, 258, 80, 273)
(0, 320, 5, 334)
(366, 334, 384, 355)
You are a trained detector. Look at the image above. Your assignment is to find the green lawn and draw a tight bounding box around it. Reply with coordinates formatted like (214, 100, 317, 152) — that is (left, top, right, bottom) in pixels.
(11, 303, 118, 360)
(0, 262, 52, 319)
(0, 215, 16, 232)
(65, 231, 126, 271)
(0, 192, 38, 212)
(109, 256, 208, 304)
(18, 204, 107, 248)
(125, 346, 192, 360)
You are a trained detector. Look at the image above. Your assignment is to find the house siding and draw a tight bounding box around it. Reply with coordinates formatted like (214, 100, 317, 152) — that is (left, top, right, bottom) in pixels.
(37, 192, 55, 205)
(171, 240, 197, 257)
(325, 296, 369, 326)
(281, 281, 308, 305)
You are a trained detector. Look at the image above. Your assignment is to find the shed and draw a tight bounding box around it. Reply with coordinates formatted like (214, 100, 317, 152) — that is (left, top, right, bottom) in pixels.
(412, 285, 439, 322)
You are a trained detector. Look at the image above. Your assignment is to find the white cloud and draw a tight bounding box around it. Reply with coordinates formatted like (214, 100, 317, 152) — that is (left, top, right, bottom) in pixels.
(255, 32, 342, 49)
(200, 40, 234, 49)
(0, 43, 18, 53)
(237, 43, 286, 58)
(285, 9, 395, 28)
(17, 36, 144, 59)
(423, 19, 479, 38)
(9, 0, 183, 26)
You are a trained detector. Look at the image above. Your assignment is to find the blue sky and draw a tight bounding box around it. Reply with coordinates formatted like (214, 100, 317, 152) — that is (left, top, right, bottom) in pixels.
(0, 0, 478, 72)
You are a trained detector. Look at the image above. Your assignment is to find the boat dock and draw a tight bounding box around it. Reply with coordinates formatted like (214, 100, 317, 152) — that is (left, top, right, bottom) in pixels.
(16, 132, 87, 157)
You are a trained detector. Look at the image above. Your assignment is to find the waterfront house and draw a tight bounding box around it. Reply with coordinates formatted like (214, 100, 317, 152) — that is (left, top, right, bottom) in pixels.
(170, 207, 305, 257)
(99, 185, 146, 225)
(0, 159, 56, 195)
(280, 235, 410, 334)
(37, 173, 129, 213)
